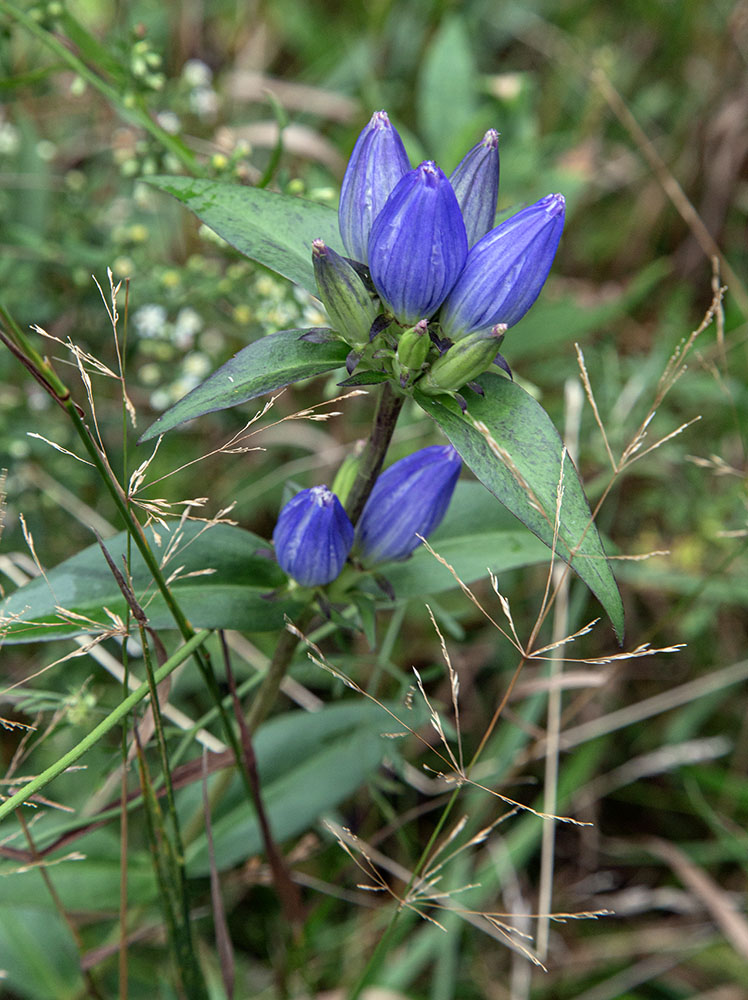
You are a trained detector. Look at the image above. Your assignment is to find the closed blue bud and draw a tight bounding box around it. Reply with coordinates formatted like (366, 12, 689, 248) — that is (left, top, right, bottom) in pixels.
(449, 129, 500, 248)
(273, 486, 354, 586)
(338, 110, 411, 264)
(368, 162, 468, 326)
(439, 193, 565, 340)
(355, 445, 462, 565)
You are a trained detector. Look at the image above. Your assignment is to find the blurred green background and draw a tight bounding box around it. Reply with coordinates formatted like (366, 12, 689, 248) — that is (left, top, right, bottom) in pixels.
(1, 0, 747, 997)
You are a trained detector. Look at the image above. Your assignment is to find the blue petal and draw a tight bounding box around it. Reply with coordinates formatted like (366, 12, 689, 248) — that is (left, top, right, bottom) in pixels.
(273, 486, 354, 586)
(449, 129, 500, 247)
(439, 193, 565, 340)
(355, 445, 462, 565)
(368, 162, 468, 326)
(338, 111, 411, 264)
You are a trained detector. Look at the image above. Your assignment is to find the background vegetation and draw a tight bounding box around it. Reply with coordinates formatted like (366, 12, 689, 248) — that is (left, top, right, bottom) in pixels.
(1, 0, 747, 997)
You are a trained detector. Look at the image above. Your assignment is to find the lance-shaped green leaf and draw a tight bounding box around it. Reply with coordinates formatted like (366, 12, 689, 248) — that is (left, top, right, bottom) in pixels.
(0, 522, 302, 643)
(182, 700, 426, 875)
(146, 176, 341, 295)
(139, 328, 348, 442)
(415, 373, 624, 639)
(378, 481, 551, 597)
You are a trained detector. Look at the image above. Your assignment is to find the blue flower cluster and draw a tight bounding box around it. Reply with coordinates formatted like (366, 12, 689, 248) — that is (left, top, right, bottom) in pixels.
(273, 446, 461, 587)
(275, 111, 565, 588)
(337, 110, 565, 340)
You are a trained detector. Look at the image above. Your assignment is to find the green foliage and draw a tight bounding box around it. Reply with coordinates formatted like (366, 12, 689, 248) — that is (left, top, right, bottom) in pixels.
(145, 176, 343, 295)
(0, 522, 300, 641)
(381, 480, 552, 596)
(139, 327, 349, 441)
(1, 0, 746, 998)
(185, 700, 421, 875)
(417, 374, 624, 637)
(0, 908, 83, 1000)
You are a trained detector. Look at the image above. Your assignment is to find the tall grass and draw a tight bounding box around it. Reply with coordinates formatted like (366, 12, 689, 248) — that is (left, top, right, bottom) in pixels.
(1, 2, 746, 998)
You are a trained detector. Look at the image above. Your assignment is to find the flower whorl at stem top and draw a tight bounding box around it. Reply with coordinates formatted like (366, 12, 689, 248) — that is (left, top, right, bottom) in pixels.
(334, 111, 564, 350)
(273, 485, 353, 587)
(355, 445, 462, 565)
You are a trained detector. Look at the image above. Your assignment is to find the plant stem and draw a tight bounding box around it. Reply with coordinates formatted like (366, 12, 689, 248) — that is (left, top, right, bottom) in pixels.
(0, 0, 201, 176)
(245, 380, 406, 734)
(0, 631, 210, 822)
(245, 606, 316, 732)
(344, 382, 405, 525)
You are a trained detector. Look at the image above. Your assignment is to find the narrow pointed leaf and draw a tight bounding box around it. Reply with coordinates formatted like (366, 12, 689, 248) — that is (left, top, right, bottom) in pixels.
(183, 700, 426, 875)
(337, 370, 391, 387)
(415, 373, 624, 638)
(139, 328, 348, 442)
(146, 176, 342, 295)
(0, 522, 302, 643)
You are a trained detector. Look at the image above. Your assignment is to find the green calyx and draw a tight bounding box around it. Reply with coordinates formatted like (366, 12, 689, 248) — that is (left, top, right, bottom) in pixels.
(417, 324, 507, 396)
(396, 319, 430, 376)
(331, 441, 365, 506)
(312, 240, 378, 348)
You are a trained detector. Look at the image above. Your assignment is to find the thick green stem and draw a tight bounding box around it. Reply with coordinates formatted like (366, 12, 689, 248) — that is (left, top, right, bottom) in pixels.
(245, 606, 316, 732)
(344, 382, 405, 525)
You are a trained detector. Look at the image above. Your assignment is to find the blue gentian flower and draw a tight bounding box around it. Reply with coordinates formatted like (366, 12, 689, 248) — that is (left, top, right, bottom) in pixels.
(273, 485, 354, 586)
(331, 113, 562, 367)
(338, 110, 411, 265)
(355, 445, 462, 565)
(368, 161, 468, 325)
(439, 193, 566, 340)
(449, 129, 500, 248)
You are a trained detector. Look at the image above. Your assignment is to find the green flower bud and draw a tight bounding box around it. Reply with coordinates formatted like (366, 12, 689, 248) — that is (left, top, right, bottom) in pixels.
(331, 441, 364, 507)
(312, 239, 378, 348)
(396, 319, 430, 373)
(417, 324, 507, 396)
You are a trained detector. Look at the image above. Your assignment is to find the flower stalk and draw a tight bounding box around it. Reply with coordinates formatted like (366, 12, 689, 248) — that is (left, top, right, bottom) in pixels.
(343, 382, 406, 526)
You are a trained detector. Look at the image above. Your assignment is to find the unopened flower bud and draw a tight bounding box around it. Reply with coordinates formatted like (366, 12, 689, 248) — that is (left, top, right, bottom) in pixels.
(331, 443, 364, 508)
(439, 193, 565, 340)
(273, 485, 353, 586)
(396, 319, 430, 373)
(449, 129, 500, 247)
(338, 110, 411, 264)
(417, 325, 507, 396)
(312, 240, 378, 347)
(368, 161, 468, 325)
(355, 445, 461, 565)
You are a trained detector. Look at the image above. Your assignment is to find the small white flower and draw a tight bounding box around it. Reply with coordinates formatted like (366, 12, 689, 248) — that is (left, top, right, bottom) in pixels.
(156, 111, 181, 135)
(36, 139, 56, 161)
(0, 121, 20, 156)
(133, 304, 167, 339)
(149, 388, 172, 410)
(189, 87, 219, 118)
(172, 307, 203, 348)
(182, 58, 213, 88)
(183, 352, 211, 378)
